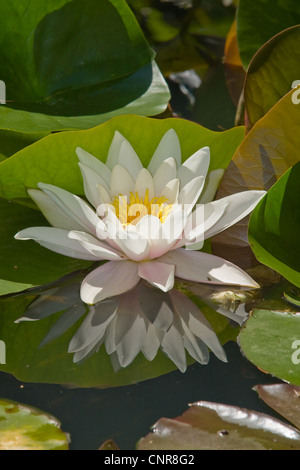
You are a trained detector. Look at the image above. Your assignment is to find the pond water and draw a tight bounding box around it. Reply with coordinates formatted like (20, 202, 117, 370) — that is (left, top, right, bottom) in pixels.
(0, 340, 282, 450)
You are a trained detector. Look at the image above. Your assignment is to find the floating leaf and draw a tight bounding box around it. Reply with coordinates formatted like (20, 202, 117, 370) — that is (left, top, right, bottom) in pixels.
(0, 114, 245, 201)
(137, 401, 300, 450)
(0, 0, 169, 132)
(254, 384, 300, 431)
(238, 309, 300, 386)
(0, 198, 91, 296)
(248, 161, 300, 287)
(0, 399, 69, 450)
(244, 25, 300, 127)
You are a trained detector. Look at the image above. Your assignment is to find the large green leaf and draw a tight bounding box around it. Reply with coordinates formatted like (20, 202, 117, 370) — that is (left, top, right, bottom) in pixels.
(248, 162, 300, 287)
(0, 0, 169, 132)
(238, 309, 300, 386)
(237, 0, 300, 68)
(0, 114, 245, 201)
(137, 401, 300, 450)
(0, 129, 49, 160)
(244, 25, 300, 126)
(0, 399, 69, 450)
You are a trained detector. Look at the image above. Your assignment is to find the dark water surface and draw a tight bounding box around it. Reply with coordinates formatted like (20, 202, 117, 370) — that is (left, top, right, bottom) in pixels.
(0, 341, 283, 450)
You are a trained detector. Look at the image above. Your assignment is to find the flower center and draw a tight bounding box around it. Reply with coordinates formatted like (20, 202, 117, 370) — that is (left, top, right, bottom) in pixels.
(112, 189, 173, 226)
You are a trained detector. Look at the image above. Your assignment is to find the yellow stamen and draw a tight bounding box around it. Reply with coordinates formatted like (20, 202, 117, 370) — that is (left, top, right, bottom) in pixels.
(112, 189, 173, 226)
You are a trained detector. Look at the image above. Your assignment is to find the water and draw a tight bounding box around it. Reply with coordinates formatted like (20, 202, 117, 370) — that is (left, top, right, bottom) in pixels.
(0, 341, 283, 450)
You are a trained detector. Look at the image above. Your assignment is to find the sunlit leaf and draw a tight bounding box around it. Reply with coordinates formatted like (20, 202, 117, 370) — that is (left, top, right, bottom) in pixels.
(248, 162, 300, 287)
(238, 309, 300, 386)
(244, 25, 300, 127)
(137, 401, 300, 450)
(0, 114, 245, 201)
(254, 384, 300, 431)
(0, 399, 69, 450)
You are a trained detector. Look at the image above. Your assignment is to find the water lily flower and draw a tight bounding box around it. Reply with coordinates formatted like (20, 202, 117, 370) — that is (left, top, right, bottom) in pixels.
(15, 129, 265, 305)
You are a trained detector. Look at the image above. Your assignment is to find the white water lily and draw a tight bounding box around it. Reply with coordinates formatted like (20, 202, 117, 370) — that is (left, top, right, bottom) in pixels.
(15, 129, 265, 305)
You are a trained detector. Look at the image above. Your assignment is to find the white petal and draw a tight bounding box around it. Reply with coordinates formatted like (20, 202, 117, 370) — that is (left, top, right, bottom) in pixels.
(15, 227, 101, 260)
(148, 129, 181, 175)
(78, 162, 110, 209)
(183, 200, 228, 249)
(135, 168, 155, 201)
(38, 183, 99, 235)
(178, 176, 205, 213)
(110, 164, 135, 199)
(80, 260, 140, 304)
(177, 146, 210, 187)
(160, 248, 260, 288)
(152, 157, 177, 195)
(68, 230, 125, 260)
(134, 214, 161, 240)
(28, 188, 86, 231)
(116, 230, 150, 262)
(160, 178, 180, 203)
(76, 147, 111, 185)
(106, 131, 129, 169)
(198, 169, 225, 204)
(138, 260, 175, 292)
(68, 299, 118, 352)
(116, 140, 143, 180)
(148, 205, 187, 258)
(203, 190, 267, 239)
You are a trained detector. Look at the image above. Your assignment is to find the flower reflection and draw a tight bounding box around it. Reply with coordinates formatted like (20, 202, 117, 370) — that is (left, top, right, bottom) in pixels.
(16, 274, 251, 373)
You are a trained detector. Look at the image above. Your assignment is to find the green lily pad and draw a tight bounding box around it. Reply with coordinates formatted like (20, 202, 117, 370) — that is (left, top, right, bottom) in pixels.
(236, 0, 300, 68)
(254, 384, 300, 431)
(0, 399, 69, 450)
(0, 198, 92, 296)
(137, 401, 300, 450)
(0, 114, 245, 201)
(238, 309, 300, 386)
(248, 162, 300, 287)
(0, 0, 169, 132)
(244, 25, 300, 127)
